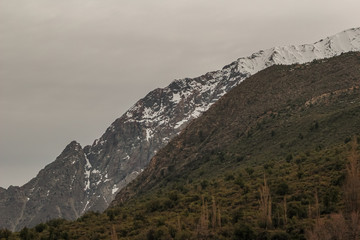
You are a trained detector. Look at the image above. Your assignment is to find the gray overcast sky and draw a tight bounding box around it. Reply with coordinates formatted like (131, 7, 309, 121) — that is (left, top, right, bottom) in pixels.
(1, 0, 360, 188)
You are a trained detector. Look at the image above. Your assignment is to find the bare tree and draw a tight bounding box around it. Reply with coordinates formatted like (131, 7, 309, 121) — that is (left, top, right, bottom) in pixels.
(349, 211, 360, 240)
(344, 138, 360, 214)
(111, 224, 118, 240)
(305, 218, 331, 240)
(314, 190, 320, 220)
(327, 213, 348, 240)
(211, 196, 217, 229)
(197, 196, 209, 239)
(259, 175, 272, 229)
(177, 215, 181, 232)
(283, 195, 288, 226)
(217, 208, 221, 229)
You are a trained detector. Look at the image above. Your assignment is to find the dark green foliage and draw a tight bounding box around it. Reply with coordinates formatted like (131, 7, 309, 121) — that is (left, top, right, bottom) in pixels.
(147, 229, 164, 240)
(168, 190, 179, 202)
(344, 136, 352, 144)
(19, 227, 34, 240)
(233, 224, 256, 240)
(322, 187, 339, 213)
(263, 162, 274, 170)
(0, 229, 12, 239)
(270, 231, 291, 240)
(35, 223, 46, 233)
(232, 209, 244, 223)
(234, 176, 245, 187)
(285, 154, 293, 163)
(61, 231, 70, 240)
(46, 218, 66, 228)
(236, 155, 245, 162)
(146, 199, 163, 212)
(298, 133, 304, 140)
(331, 173, 345, 186)
(106, 210, 115, 221)
(200, 180, 208, 190)
(275, 181, 289, 196)
(271, 130, 276, 137)
(297, 170, 304, 179)
(198, 130, 205, 142)
(225, 173, 235, 181)
(287, 202, 307, 219)
(168, 225, 176, 238)
(217, 151, 225, 162)
(309, 121, 319, 131)
(245, 167, 254, 176)
(48, 226, 61, 240)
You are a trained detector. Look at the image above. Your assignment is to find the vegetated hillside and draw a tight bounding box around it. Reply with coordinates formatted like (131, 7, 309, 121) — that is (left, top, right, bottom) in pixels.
(3, 52, 360, 240)
(114, 52, 360, 204)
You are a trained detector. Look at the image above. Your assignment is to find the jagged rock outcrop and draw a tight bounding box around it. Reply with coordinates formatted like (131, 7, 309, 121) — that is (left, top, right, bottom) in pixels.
(0, 141, 88, 230)
(1, 27, 359, 231)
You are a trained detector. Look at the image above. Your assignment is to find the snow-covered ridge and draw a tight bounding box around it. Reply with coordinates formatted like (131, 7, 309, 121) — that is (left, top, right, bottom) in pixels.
(236, 27, 360, 76)
(83, 27, 360, 211)
(106, 27, 360, 143)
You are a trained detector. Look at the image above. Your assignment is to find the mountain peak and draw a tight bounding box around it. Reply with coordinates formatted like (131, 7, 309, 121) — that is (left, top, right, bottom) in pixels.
(63, 140, 82, 153)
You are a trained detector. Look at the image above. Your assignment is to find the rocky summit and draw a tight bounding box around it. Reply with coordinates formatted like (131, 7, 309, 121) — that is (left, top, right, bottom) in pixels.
(1, 27, 360, 231)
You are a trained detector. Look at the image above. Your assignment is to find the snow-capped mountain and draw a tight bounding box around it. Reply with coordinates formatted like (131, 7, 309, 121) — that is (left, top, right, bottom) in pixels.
(1, 27, 359, 231)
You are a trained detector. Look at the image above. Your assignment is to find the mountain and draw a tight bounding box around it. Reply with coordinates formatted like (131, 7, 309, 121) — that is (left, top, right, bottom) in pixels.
(1, 27, 360, 231)
(113, 51, 360, 205)
(8, 51, 360, 240)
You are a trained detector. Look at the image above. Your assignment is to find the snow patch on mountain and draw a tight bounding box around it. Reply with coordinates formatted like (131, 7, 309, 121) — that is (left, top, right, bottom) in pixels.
(112, 185, 119, 195)
(84, 154, 92, 191)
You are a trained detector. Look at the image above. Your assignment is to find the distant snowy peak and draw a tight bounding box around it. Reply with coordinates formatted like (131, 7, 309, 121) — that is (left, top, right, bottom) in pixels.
(114, 28, 360, 135)
(235, 27, 360, 76)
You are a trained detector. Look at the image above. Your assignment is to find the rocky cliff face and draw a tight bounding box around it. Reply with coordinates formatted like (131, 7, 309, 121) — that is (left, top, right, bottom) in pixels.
(1, 27, 359, 231)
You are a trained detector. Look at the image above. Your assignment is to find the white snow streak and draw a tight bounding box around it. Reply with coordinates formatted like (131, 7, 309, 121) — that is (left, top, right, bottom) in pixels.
(82, 200, 90, 214)
(112, 185, 119, 195)
(84, 154, 92, 191)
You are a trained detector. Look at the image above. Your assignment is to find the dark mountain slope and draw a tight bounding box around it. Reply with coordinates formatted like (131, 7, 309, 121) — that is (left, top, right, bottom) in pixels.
(113, 52, 360, 204)
(0, 141, 89, 230)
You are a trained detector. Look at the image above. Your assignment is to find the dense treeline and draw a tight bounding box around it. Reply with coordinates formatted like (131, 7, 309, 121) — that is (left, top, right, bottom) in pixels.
(1, 138, 359, 239)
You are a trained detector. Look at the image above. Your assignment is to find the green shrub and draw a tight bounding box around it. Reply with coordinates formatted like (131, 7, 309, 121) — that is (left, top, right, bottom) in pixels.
(271, 231, 290, 240)
(276, 181, 290, 196)
(233, 224, 256, 240)
(35, 223, 47, 233)
(245, 167, 254, 176)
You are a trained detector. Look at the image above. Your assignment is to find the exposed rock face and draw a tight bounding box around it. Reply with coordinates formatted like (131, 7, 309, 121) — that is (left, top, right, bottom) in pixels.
(0, 141, 88, 230)
(0, 27, 359, 231)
